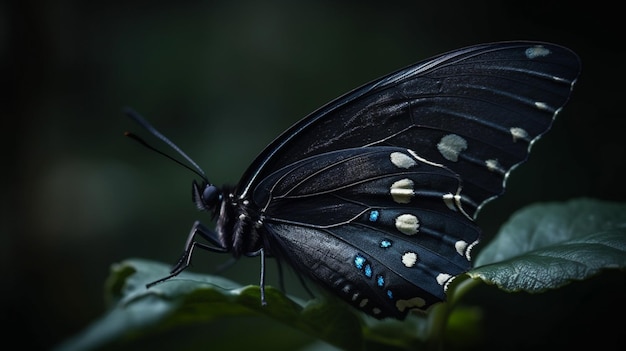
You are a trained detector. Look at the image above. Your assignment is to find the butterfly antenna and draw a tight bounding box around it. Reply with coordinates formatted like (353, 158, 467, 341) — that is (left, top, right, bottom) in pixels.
(123, 107, 209, 182)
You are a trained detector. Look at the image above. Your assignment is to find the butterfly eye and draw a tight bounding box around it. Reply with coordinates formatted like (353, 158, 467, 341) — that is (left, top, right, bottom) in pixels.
(202, 185, 220, 207)
(192, 181, 220, 211)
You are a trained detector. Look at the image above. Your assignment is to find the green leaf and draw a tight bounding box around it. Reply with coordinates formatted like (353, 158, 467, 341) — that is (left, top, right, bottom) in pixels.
(469, 198, 626, 292)
(54, 259, 367, 351)
(54, 258, 484, 351)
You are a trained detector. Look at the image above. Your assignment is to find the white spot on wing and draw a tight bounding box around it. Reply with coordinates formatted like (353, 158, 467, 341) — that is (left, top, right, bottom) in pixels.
(359, 299, 369, 307)
(437, 134, 467, 162)
(436, 273, 453, 286)
(390, 178, 415, 204)
(396, 296, 426, 312)
(510, 127, 529, 142)
(395, 214, 419, 235)
(455, 240, 468, 256)
(390, 152, 417, 169)
(525, 45, 551, 59)
(402, 252, 418, 267)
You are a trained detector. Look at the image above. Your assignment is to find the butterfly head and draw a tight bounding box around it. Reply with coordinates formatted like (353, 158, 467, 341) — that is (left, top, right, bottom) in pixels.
(192, 179, 222, 214)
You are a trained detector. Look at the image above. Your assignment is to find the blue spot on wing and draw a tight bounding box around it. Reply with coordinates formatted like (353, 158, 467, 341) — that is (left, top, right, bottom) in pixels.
(364, 264, 372, 277)
(354, 255, 365, 269)
(380, 239, 392, 248)
(369, 210, 379, 222)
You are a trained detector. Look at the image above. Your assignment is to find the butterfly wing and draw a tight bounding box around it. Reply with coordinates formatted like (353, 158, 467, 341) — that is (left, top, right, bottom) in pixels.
(257, 146, 480, 318)
(238, 41, 581, 218)
(235, 41, 580, 319)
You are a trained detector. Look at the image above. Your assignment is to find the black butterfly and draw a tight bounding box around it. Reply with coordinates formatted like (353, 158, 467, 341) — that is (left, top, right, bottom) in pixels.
(126, 41, 581, 320)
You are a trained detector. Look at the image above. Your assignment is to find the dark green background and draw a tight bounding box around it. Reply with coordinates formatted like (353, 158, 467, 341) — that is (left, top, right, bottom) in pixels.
(4, 1, 625, 350)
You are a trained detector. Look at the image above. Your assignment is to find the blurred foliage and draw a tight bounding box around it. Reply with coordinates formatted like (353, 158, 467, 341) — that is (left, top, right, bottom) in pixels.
(4, 1, 625, 350)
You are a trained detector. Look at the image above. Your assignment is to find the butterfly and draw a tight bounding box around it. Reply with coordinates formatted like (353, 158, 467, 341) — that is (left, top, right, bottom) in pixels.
(126, 41, 581, 320)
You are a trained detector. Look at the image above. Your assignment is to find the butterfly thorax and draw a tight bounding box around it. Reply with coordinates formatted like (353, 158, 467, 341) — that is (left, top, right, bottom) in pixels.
(197, 183, 263, 258)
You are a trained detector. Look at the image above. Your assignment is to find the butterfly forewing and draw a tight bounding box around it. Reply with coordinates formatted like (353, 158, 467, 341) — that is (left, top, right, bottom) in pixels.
(239, 42, 580, 218)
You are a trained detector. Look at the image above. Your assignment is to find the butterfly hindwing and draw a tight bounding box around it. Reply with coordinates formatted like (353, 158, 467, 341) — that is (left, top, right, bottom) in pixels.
(265, 212, 479, 319)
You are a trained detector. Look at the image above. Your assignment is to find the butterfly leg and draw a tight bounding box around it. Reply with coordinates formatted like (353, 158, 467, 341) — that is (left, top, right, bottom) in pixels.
(146, 220, 227, 288)
(244, 247, 267, 306)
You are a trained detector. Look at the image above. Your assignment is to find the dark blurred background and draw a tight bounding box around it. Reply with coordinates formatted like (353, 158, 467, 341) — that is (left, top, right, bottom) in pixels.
(4, 1, 625, 350)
